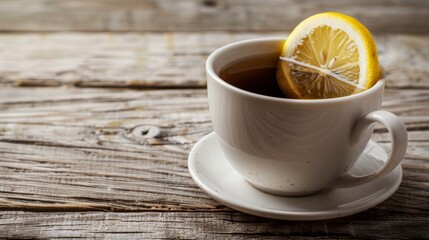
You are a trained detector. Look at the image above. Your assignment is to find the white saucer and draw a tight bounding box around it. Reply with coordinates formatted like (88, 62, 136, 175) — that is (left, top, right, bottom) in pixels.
(188, 132, 402, 221)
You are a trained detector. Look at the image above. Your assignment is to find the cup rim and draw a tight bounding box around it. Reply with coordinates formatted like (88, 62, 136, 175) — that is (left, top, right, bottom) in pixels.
(206, 37, 385, 104)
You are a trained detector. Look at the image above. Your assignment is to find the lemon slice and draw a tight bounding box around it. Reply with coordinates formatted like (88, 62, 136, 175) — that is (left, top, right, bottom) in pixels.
(277, 12, 380, 99)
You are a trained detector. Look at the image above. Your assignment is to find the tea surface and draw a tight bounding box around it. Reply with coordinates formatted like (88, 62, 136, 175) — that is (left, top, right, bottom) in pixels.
(219, 55, 286, 98)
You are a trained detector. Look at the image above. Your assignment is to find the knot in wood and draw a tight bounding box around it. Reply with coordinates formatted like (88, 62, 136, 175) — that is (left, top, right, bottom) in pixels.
(131, 125, 161, 139)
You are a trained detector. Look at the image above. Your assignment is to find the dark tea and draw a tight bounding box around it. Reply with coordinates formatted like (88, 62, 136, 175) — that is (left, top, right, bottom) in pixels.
(219, 54, 286, 98)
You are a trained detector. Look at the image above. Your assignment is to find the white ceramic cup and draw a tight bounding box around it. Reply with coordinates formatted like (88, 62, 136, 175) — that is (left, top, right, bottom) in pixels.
(206, 37, 408, 196)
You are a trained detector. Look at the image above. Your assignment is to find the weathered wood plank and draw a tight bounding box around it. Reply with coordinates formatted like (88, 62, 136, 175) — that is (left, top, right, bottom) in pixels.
(0, 87, 427, 215)
(0, 210, 429, 239)
(0, 0, 427, 33)
(0, 87, 215, 211)
(0, 211, 427, 239)
(0, 33, 427, 88)
(0, 32, 264, 88)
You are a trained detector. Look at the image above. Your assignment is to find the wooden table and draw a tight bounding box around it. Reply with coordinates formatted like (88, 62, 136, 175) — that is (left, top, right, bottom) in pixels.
(0, 1, 428, 239)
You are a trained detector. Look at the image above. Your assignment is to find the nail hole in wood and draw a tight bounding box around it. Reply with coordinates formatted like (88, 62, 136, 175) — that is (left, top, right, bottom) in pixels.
(202, 0, 217, 7)
(141, 129, 149, 136)
(131, 125, 161, 139)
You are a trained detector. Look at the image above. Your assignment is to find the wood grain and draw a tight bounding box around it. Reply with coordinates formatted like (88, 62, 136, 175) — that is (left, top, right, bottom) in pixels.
(0, 33, 428, 88)
(0, 87, 213, 211)
(0, 87, 427, 214)
(0, 211, 427, 239)
(0, 0, 427, 33)
(0, 87, 427, 239)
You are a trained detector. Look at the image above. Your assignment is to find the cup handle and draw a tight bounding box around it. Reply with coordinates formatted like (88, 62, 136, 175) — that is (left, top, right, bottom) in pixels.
(336, 110, 408, 188)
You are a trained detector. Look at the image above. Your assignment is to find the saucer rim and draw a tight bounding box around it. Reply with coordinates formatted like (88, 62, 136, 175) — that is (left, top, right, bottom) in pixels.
(188, 132, 403, 221)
